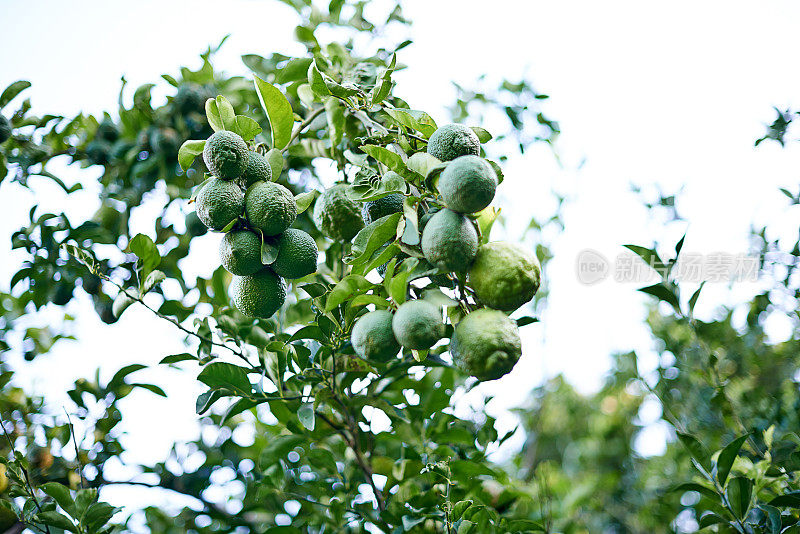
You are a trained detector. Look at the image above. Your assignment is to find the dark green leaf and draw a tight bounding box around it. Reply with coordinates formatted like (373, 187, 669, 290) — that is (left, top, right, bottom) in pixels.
(726, 476, 752, 519)
(325, 274, 373, 312)
(197, 362, 252, 397)
(0, 80, 31, 108)
(127, 233, 161, 283)
(677, 432, 711, 471)
(716, 434, 749, 487)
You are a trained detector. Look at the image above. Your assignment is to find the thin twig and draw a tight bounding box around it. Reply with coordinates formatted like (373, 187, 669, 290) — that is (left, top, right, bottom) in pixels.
(63, 410, 86, 489)
(283, 107, 326, 152)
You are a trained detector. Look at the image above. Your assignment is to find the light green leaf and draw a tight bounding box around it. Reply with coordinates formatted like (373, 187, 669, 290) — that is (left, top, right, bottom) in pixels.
(128, 233, 161, 283)
(36, 511, 77, 532)
(142, 269, 166, 294)
(406, 152, 441, 176)
(297, 83, 316, 109)
(325, 97, 345, 149)
(307, 61, 330, 97)
(235, 115, 262, 141)
(360, 144, 422, 182)
(253, 75, 295, 149)
(294, 190, 318, 214)
(476, 206, 501, 245)
(470, 126, 493, 143)
(205, 96, 236, 132)
(325, 274, 373, 312)
(389, 258, 419, 304)
(345, 212, 403, 265)
(178, 140, 205, 171)
(298, 403, 316, 431)
(266, 148, 283, 181)
(384, 108, 437, 138)
(371, 54, 396, 105)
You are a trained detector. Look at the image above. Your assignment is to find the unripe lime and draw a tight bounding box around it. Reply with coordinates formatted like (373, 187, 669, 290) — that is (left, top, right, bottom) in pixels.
(195, 178, 244, 231)
(438, 155, 497, 214)
(362, 193, 404, 224)
(231, 268, 286, 318)
(244, 181, 297, 236)
(421, 209, 478, 272)
(237, 150, 272, 190)
(271, 228, 318, 279)
(451, 309, 521, 381)
(392, 300, 444, 350)
(427, 124, 480, 162)
(351, 310, 400, 361)
(468, 242, 541, 311)
(203, 130, 249, 180)
(313, 184, 365, 241)
(220, 230, 263, 276)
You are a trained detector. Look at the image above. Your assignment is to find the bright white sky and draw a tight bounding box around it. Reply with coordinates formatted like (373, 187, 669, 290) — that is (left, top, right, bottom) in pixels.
(3, 0, 800, 522)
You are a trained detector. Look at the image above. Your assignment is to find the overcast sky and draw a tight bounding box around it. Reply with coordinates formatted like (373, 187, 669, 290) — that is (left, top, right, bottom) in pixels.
(3, 0, 800, 518)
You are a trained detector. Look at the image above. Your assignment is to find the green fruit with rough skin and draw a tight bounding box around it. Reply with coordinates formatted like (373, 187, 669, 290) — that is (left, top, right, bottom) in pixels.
(451, 309, 521, 381)
(0, 115, 10, 143)
(231, 268, 286, 318)
(244, 181, 297, 236)
(313, 184, 365, 241)
(237, 150, 272, 190)
(351, 310, 400, 361)
(468, 241, 541, 311)
(195, 178, 244, 231)
(392, 300, 444, 350)
(203, 130, 249, 180)
(427, 123, 480, 162)
(438, 155, 497, 214)
(271, 228, 318, 279)
(220, 230, 263, 276)
(186, 211, 208, 236)
(421, 208, 478, 272)
(86, 140, 112, 165)
(362, 193, 404, 224)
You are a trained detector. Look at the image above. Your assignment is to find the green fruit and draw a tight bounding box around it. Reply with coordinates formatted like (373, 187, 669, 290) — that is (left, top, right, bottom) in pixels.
(231, 268, 286, 318)
(0, 115, 12, 143)
(220, 230, 263, 276)
(421, 209, 478, 272)
(237, 150, 272, 190)
(174, 83, 208, 114)
(186, 211, 208, 236)
(392, 300, 444, 350)
(150, 128, 180, 154)
(438, 155, 497, 214)
(96, 117, 119, 143)
(203, 130, 249, 180)
(427, 123, 480, 162)
(245, 181, 297, 236)
(362, 193, 404, 224)
(86, 140, 112, 165)
(450, 309, 521, 381)
(351, 310, 400, 361)
(313, 184, 365, 241)
(195, 178, 244, 231)
(271, 229, 318, 279)
(468, 242, 541, 311)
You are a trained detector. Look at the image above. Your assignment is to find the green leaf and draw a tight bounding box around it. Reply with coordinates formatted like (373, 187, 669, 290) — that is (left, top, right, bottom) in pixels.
(470, 126, 493, 143)
(760, 504, 782, 533)
(716, 434, 750, 487)
(36, 511, 77, 532)
(159, 353, 196, 365)
(197, 362, 252, 397)
(348, 170, 407, 202)
(0, 80, 31, 109)
(639, 283, 681, 313)
(505, 519, 545, 532)
(726, 476, 752, 519)
(294, 190, 317, 214)
(108, 364, 146, 389)
(141, 269, 166, 295)
(205, 96, 236, 132)
(234, 115, 262, 141)
(196, 390, 223, 415)
(297, 83, 316, 109)
(360, 145, 422, 182)
(130, 383, 167, 397)
(767, 493, 800, 507)
(112, 290, 137, 319)
(697, 513, 726, 528)
(476, 206, 500, 245)
(83, 502, 117, 532)
(452, 500, 473, 520)
(623, 244, 667, 276)
(261, 234, 279, 265)
(688, 282, 705, 316)
(288, 324, 327, 343)
(298, 403, 315, 431)
(457, 519, 475, 534)
(422, 289, 459, 308)
(360, 242, 401, 276)
(325, 275, 373, 312)
(40, 482, 76, 517)
(371, 54, 396, 105)
(388, 258, 419, 304)
(345, 212, 403, 265)
(127, 233, 161, 283)
(276, 59, 314, 84)
(266, 148, 283, 181)
(406, 152, 441, 176)
(384, 108, 437, 138)
(178, 140, 205, 171)
(400, 197, 419, 246)
(253, 76, 295, 149)
(670, 482, 718, 500)
(307, 61, 330, 97)
(677, 432, 711, 471)
(325, 97, 345, 150)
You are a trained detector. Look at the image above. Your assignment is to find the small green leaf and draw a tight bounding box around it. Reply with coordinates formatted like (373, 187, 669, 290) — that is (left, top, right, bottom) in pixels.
(345, 212, 403, 265)
(298, 403, 315, 431)
(716, 434, 750, 487)
(406, 152, 441, 176)
(205, 96, 235, 132)
(178, 140, 205, 171)
(159, 353, 196, 365)
(307, 61, 331, 97)
(294, 190, 318, 214)
(130, 383, 167, 397)
(112, 290, 137, 319)
(297, 83, 316, 109)
(624, 244, 667, 277)
(697, 513, 726, 528)
(688, 282, 705, 316)
(639, 283, 680, 313)
(0, 80, 31, 109)
(360, 144, 422, 182)
(388, 258, 419, 304)
(726, 476, 752, 519)
(384, 108, 437, 138)
(108, 363, 147, 389)
(127, 233, 161, 283)
(197, 362, 252, 397)
(371, 54, 396, 105)
(142, 269, 166, 294)
(261, 235, 279, 265)
(452, 500, 473, 520)
(36, 511, 77, 532)
(677, 432, 711, 471)
(253, 76, 295, 149)
(266, 148, 283, 181)
(40, 482, 76, 517)
(470, 126, 493, 143)
(325, 97, 345, 150)
(234, 115, 262, 141)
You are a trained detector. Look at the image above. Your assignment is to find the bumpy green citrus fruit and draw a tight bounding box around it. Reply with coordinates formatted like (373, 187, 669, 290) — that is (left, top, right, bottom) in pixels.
(237, 150, 272, 190)
(392, 300, 444, 350)
(244, 181, 297, 236)
(0, 115, 11, 143)
(231, 268, 286, 318)
(421, 208, 478, 272)
(220, 230, 263, 276)
(313, 184, 365, 241)
(195, 178, 244, 231)
(86, 140, 112, 165)
(468, 242, 541, 311)
(271, 228, 318, 279)
(186, 211, 208, 236)
(203, 130, 249, 180)
(451, 309, 521, 381)
(438, 155, 497, 214)
(362, 193, 404, 224)
(427, 124, 480, 162)
(351, 310, 401, 361)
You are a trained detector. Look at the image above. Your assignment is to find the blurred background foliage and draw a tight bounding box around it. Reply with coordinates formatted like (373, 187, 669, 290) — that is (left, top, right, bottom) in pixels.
(1, 0, 799, 532)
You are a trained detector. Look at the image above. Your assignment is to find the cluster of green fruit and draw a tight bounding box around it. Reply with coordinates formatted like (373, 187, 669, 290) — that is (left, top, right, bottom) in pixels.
(192, 130, 318, 318)
(0, 114, 11, 144)
(314, 123, 542, 381)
